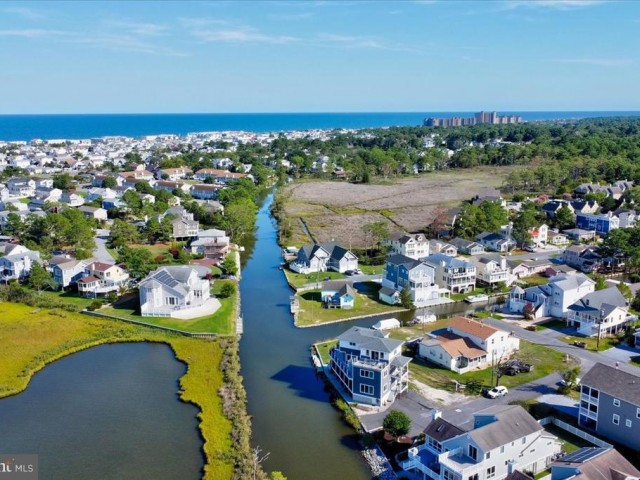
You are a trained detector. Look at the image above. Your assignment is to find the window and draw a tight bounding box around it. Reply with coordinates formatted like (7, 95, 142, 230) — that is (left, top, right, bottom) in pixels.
(443, 469, 457, 480)
(500, 446, 505, 454)
(468, 445, 477, 460)
(485, 451, 491, 460)
(468, 475, 478, 480)
(522, 437, 526, 444)
(360, 369, 374, 379)
(626, 419, 632, 428)
(637, 408, 640, 419)
(613, 398, 621, 407)
(487, 467, 495, 479)
(359, 384, 374, 395)
(613, 414, 620, 425)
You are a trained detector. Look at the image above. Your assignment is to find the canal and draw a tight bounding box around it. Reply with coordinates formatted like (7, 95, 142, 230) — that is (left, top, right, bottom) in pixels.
(0, 343, 204, 480)
(239, 193, 495, 479)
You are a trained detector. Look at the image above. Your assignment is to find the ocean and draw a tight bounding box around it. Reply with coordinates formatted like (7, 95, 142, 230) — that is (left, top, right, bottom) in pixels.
(0, 111, 639, 142)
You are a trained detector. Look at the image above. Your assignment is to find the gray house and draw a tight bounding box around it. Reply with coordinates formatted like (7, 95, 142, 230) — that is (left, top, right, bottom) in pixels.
(550, 446, 640, 480)
(579, 363, 640, 451)
(289, 242, 357, 274)
(450, 237, 486, 255)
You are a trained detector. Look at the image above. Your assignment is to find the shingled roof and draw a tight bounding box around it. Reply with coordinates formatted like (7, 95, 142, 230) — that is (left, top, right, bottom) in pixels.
(581, 363, 640, 406)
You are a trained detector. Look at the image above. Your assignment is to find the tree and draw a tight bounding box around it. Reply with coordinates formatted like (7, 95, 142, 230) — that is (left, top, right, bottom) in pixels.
(383, 410, 411, 438)
(102, 176, 118, 189)
(554, 205, 575, 230)
(560, 366, 581, 393)
(362, 221, 390, 252)
(399, 284, 414, 310)
(269, 472, 287, 480)
(617, 282, 633, 301)
(52, 173, 73, 190)
(27, 263, 56, 292)
(224, 198, 256, 241)
(109, 219, 141, 248)
(593, 274, 608, 291)
(118, 247, 155, 279)
(632, 290, 640, 311)
(220, 282, 235, 298)
(221, 255, 238, 276)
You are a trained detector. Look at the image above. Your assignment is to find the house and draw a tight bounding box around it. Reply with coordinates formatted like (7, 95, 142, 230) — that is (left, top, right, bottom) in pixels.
(155, 180, 191, 194)
(472, 187, 506, 208)
(544, 264, 577, 277)
(616, 209, 638, 228)
(429, 239, 458, 257)
(77, 262, 130, 297)
(329, 326, 411, 406)
(161, 206, 199, 239)
(401, 405, 562, 480)
(509, 259, 552, 279)
(576, 212, 619, 235)
(194, 168, 248, 184)
(450, 237, 485, 256)
(566, 287, 630, 337)
(547, 229, 569, 246)
(424, 253, 476, 294)
(60, 191, 85, 207)
(158, 167, 192, 181)
(563, 245, 602, 273)
(570, 200, 599, 215)
(0, 244, 41, 281)
(563, 228, 596, 242)
(528, 224, 548, 247)
(139, 266, 216, 319)
(320, 280, 356, 309)
(476, 232, 516, 253)
(418, 316, 520, 373)
(189, 228, 230, 262)
(289, 242, 358, 274)
(47, 255, 86, 289)
(381, 254, 448, 307)
(7, 177, 35, 197)
(507, 273, 595, 319)
(191, 184, 221, 200)
(78, 206, 108, 221)
(386, 232, 430, 260)
(541, 200, 573, 219)
(550, 446, 640, 480)
(471, 254, 512, 286)
(579, 363, 640, 451)
(118, 170, 154, 182)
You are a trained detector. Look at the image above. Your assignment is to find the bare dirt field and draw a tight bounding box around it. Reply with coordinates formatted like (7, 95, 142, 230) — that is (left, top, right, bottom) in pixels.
(281, 167, 515, 247)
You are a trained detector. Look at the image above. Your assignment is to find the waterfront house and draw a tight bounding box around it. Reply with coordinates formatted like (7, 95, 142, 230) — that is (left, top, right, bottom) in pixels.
(381, 254, 446, 307)
(509, 259, 551, 279)
(77, 262, 129, 297)
(471, 254, 512, 287)
(566, 287, 629, 337)
(506, 273, 595, 319)
(401, 405, 562, 480)
(424, 253, 476, 294)
(450, 237, 485, 256)
(550, 446, 640, 480)
(194, 168, 248, 184)
(189, 228, 230, 262)
(0, 243, 41, 282)
(386, 232, 430, 260)
(418, 316, 520, 373)
(329, 326, 411, 406)
(47, 255, 86, 289)
(139, 266, 215, 319)
(579, 363, 640, 451)
(563, 245, 601, 273)
(289, 242, 358, 274)
(161, 206, 200, 240)
(320, 280, 355, 309)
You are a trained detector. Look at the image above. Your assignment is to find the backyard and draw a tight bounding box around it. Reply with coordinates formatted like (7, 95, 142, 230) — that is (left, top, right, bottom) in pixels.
(295, 282, 406, 327)
(537, 319, 621, 352)
(408, 339, 576, 395)
(314, 340, 338, 365)
(99, 279, 237, 335)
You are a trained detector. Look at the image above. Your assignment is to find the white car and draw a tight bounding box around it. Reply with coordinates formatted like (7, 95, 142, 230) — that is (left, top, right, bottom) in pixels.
(486, 386, 508, 398)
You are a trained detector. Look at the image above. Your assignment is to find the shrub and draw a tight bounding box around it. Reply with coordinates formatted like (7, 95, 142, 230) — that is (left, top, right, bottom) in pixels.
(87, 300, 104, 311)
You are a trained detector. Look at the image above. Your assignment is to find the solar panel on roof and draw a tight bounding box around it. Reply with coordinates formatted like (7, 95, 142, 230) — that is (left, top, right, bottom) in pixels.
(561, 447, 605, 464)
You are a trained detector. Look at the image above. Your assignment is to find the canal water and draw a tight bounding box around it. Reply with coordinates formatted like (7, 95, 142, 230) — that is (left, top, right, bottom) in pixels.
(239, 193, 494, 479)
(0, 343, 203, 480)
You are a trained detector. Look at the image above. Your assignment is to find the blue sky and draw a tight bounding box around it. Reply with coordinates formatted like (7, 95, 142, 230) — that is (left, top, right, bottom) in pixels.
(0, 0, 638, 113)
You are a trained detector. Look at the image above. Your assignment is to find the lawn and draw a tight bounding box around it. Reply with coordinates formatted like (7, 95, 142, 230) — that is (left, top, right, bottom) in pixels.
(538, 319, 620, 351)
(388, 318, 454, 341)
(283, 268, 346, 289)
(451, 288, 492, 302)
(295, 282, 406, 327)
(543, 425, 595, 453)
(519, 274, 550, 287)
(631, 356, 640, 366)
(409, 339, 575, 395)
(358, 264, 384, 275)
(0, 302, 235, 479)
(39, 290, 96, 310)
(314, 340, 338, 365)
(100, 279, 237, 335)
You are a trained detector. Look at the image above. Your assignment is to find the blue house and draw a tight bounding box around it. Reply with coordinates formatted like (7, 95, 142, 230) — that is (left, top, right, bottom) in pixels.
(321, 280, 356, 309)
(575, 212, 619, 235)
(329, 326, 411, 406)
(380, 254, 443, 307)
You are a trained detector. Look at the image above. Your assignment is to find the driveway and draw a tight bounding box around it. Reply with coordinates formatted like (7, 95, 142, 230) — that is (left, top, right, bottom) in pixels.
(93, 228, 115, 263)
(359, 390, 437, 436)
(599, 343, 640, 364)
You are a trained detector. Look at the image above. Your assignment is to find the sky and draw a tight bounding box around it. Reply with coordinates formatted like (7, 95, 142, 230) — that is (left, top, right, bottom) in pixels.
(0, 0, 639, 114)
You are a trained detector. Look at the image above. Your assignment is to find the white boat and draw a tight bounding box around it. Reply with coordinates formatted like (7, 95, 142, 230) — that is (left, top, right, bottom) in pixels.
(465, 294, 489, 303)
(413, 311, 437, 324)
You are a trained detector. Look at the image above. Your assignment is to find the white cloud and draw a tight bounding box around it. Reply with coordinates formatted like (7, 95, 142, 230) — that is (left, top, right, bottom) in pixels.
(105, 20, 170, 37)
(77, 34, 189, 57)
(3, 7, 45, 20)
(191, 26, 298, 44)
(552, 58, 631, 67)
(268, 12, 315, 20)
(0, 29, 68, 38)
(504, 0, 606, 10)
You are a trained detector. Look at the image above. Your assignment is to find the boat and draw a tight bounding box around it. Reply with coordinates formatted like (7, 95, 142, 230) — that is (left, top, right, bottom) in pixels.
(413, 310, 437, 324)
(465, 294, 489, 303)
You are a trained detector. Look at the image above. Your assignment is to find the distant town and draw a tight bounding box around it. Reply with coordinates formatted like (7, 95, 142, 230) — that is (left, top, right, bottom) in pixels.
(425, 111, 524, 128)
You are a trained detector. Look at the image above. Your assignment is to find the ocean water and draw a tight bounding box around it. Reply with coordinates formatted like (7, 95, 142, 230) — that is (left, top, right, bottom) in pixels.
(0, 111, 639, 142)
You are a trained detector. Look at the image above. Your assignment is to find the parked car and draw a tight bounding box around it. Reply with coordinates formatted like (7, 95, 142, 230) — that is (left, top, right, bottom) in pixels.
(501, 359, 534, 376)
(354, 268, 363, 274)
(573, 341, 587, 348)
(344, 270, 355, 276)
(485, 386, 508, 398)
(560, 377, 581, 387)
(524, 245, 536, 252)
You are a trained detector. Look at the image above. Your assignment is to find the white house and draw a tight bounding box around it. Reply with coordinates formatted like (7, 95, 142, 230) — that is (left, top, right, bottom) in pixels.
(566, 287, 630, 337)
(289, 243, 358, 274)
(402, 406, 562, 480)
(424, 253, 476, 294)
(419, 316, 520, 373)
(0, 244, 41, 282)
(506, 273, 595, 319)
(77, 262, 130, 297)
(476, 232, 516, 253)
(138, 266, 219, 319)
(386, 232, 430, 260)
(528, 224, 549, 247)
(470, 254, 513, 287)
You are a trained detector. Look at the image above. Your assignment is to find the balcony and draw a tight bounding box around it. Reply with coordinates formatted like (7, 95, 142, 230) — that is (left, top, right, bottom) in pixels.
(579, 407, 598, 421)
(449, 271, 474, 278)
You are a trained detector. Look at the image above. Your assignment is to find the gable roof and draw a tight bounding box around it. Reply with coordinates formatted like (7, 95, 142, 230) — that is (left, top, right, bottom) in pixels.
(469, 405, 542, 452)
(551, 447, 640, 480)
(337, 326, 403, 354)
(567, 287, 627, 317)
(550, 273, 594, 291)
(424, 417, 465, 442)
(449, 316, 501, 340)
(581, 363, 640, 406)
(387, 253, 424, 270)
(434, 331, 488, 360)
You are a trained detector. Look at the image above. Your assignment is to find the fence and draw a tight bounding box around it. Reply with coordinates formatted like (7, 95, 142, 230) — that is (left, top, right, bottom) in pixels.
(82, 310, 218, 338)
(538, 416, 613, 448)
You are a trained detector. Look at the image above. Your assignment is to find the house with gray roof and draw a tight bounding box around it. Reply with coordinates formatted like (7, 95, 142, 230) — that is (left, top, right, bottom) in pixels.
(579, 363, 640, 451)
(381, 253, 448, 307)
(386, 232, 430, 260)
(476, 231, 516, 253)
(566, 287, 630, 337)
(402, 405, 562, 480)
(0, 243, 41, 282)
(450, 237, 485, 256)
(139, 265, 218, 319)
(329, 326, 410, 406)
(424, 253, 476, 294)
(289, 242, 358, 274)
(321, 280, 356, 309)
(550, 446, 640, 480)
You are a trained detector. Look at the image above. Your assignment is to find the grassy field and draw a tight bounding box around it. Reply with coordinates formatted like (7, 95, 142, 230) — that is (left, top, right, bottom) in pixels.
(295, 282, 406, 327)
(538, 319, 619, 351)
(388, 318, 454, 341)
(409, 340, 575, 395)
(100, 279, 237, 335)
(0, 302, 235, 479)
(544, 425, 595, 453)
(283, 268, 346, 288)
(39, 290, 96, 309)
(314, 340, 338, 365)
(280, 167, 517, 247)
(520, 274, 551, 287)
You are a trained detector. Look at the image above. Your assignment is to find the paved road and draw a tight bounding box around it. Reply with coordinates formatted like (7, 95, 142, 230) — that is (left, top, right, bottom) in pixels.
(93, 228, 115, 263)
(507, 248, 563, 262)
